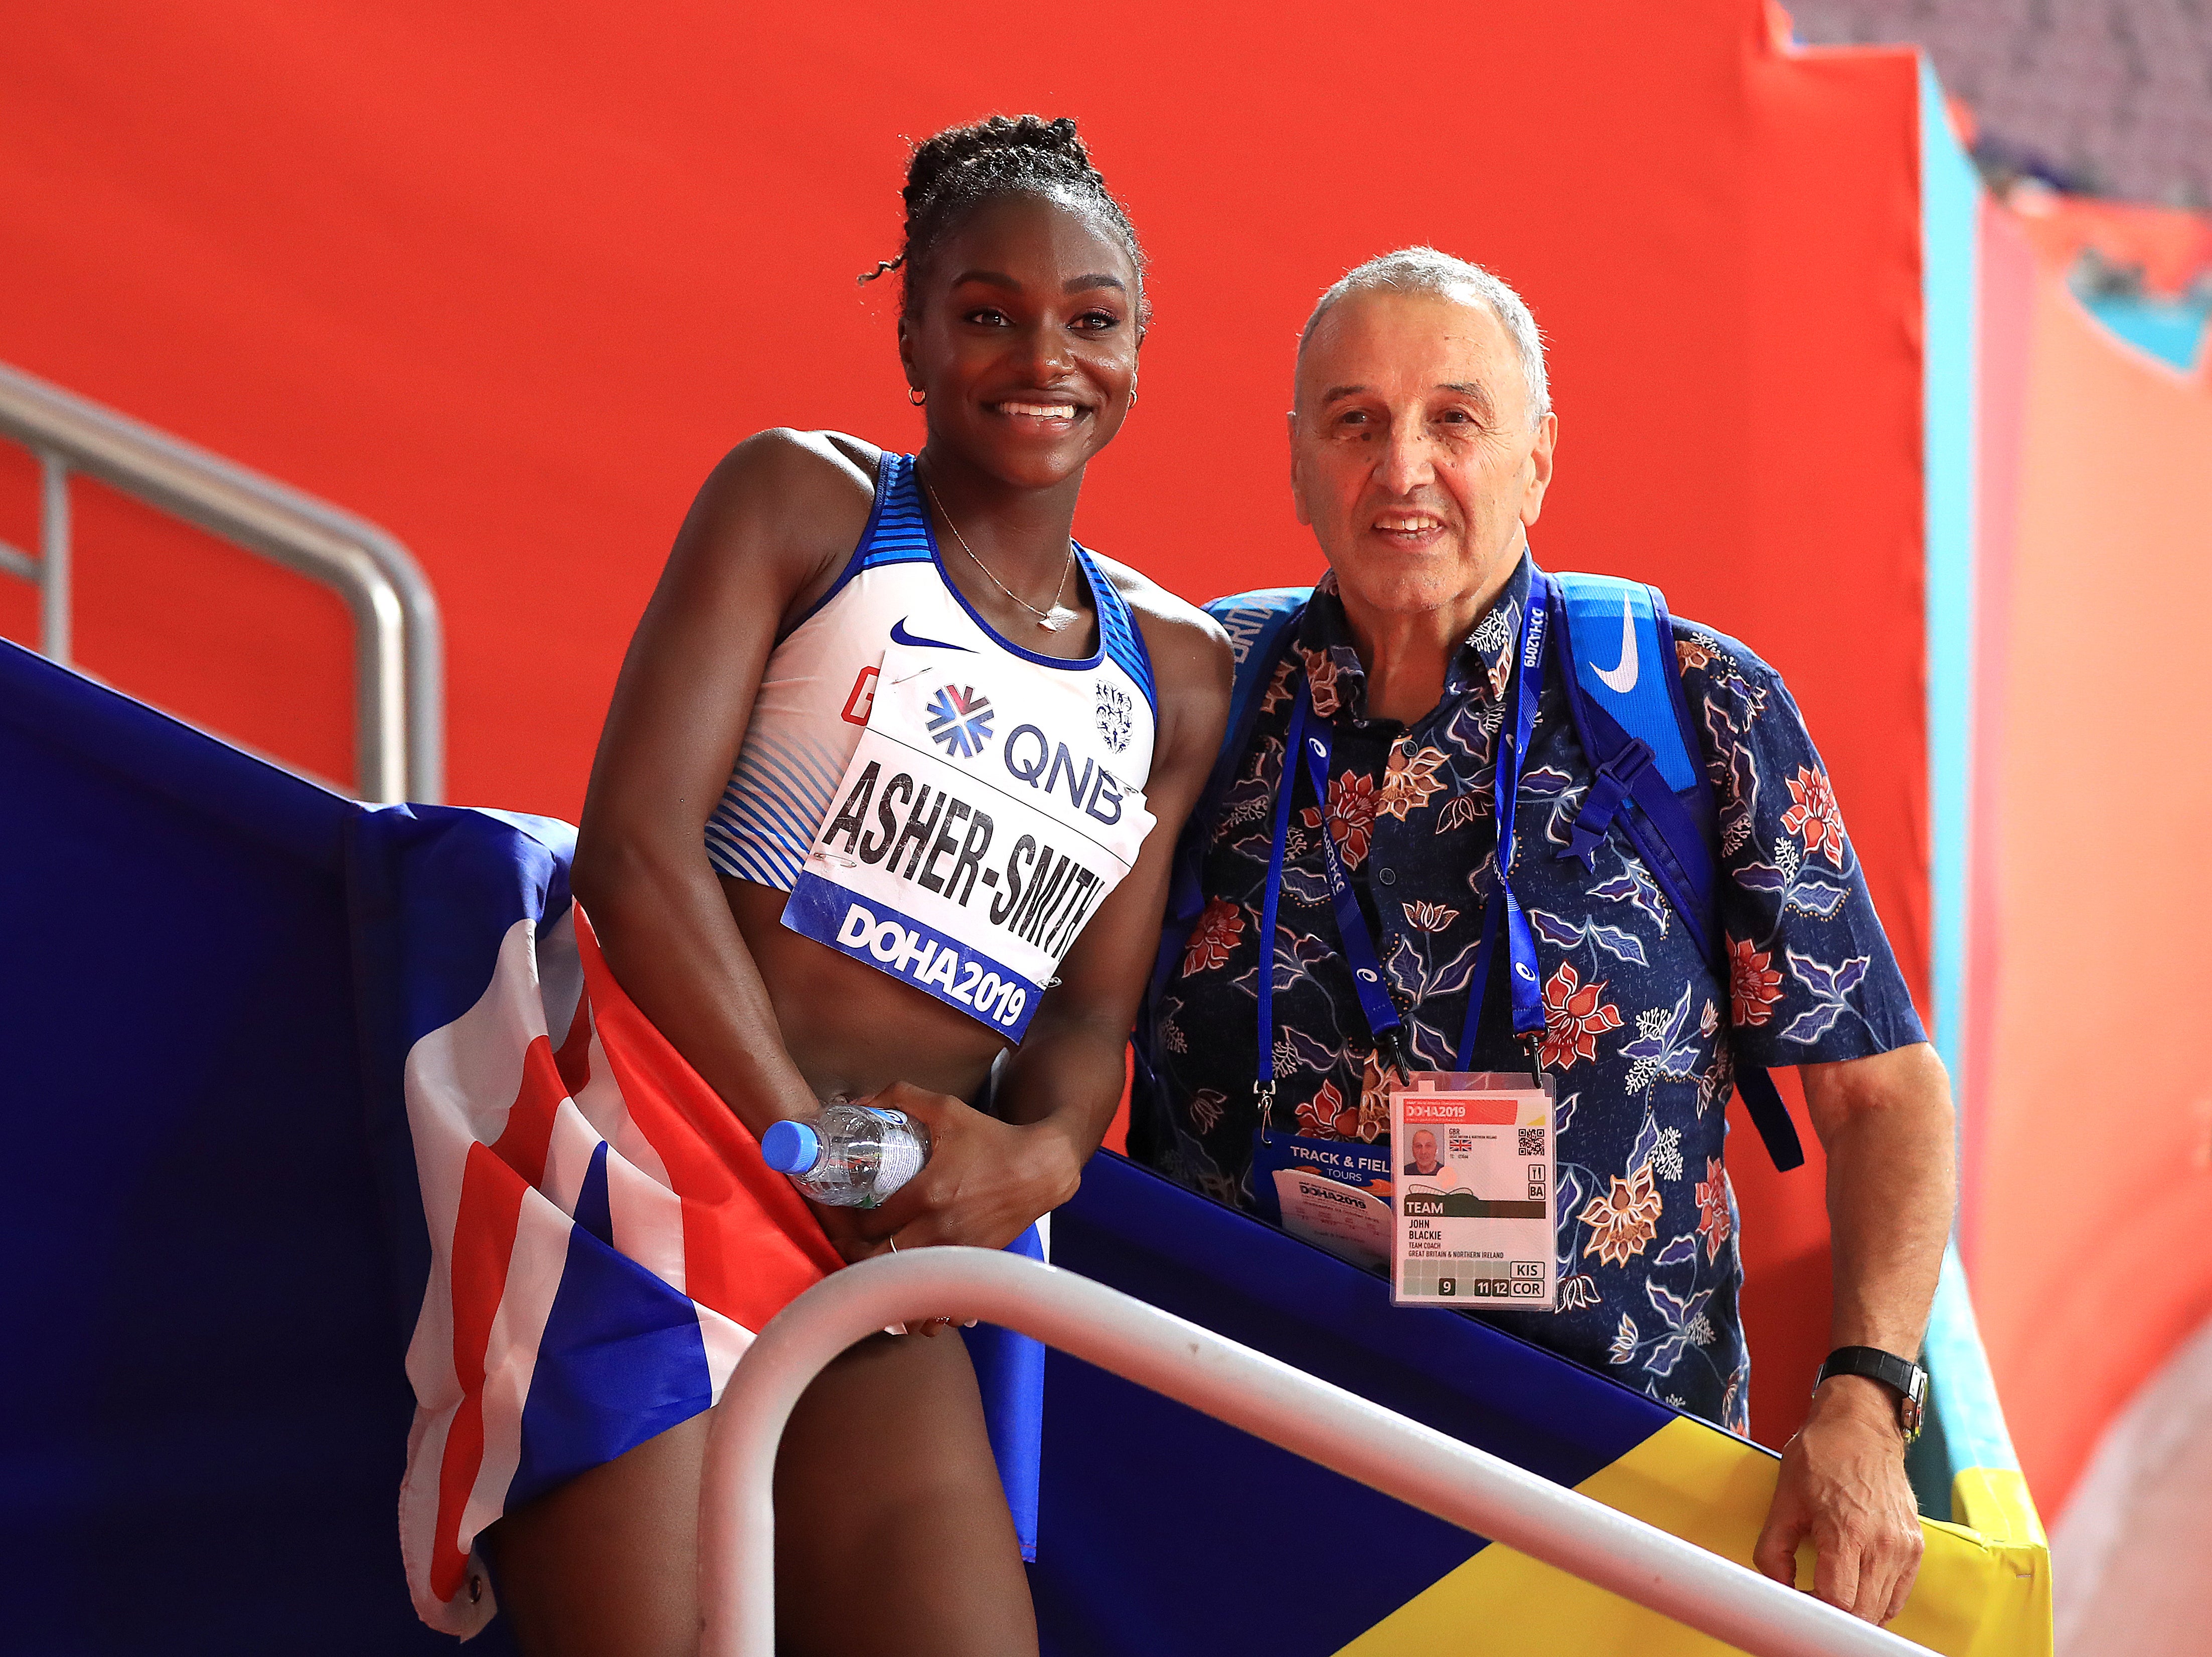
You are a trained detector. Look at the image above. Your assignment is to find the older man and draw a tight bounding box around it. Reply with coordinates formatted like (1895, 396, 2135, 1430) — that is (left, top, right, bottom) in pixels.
(1135, 249, 1955, 1625)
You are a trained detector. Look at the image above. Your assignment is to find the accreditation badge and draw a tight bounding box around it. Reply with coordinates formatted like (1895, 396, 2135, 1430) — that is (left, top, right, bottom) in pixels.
(1250, 1128, 1394, 1273)
(1390, 1073, 1556, 1310)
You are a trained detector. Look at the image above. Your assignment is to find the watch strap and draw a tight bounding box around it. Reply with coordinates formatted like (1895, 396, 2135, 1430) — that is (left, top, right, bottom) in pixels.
(1815, 1345, 1928, 1441)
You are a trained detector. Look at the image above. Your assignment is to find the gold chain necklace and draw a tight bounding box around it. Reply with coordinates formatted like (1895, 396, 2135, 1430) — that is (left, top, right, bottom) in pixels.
(919, 467, 1080, 633)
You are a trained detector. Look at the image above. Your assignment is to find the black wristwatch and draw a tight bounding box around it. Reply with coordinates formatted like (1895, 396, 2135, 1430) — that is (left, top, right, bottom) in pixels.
(1814, 1346, 1928, 1444)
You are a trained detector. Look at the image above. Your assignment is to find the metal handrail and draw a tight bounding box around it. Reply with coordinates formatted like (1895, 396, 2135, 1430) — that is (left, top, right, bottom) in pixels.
(699, 1248, 1935, 1657)
(0, 361, 442, 801)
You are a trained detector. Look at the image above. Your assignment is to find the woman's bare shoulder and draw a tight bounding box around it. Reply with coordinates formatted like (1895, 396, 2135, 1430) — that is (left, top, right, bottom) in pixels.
(666, 429, 894, 620)
(690, 428, 880, 539)
(1088, 553, 1231, 689)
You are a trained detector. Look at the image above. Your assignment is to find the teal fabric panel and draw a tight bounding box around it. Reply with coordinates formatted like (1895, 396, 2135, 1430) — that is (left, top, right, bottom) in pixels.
(1924, 1241, 2025, 1478)
(2084, 293, 2209, 372)
(1920, 55, 1980, 1091)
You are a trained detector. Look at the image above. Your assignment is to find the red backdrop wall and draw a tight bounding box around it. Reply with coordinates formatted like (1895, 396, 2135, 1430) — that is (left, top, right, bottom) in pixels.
(1968, 215, 2212, 1513)
(0, 1, 1930, 1449)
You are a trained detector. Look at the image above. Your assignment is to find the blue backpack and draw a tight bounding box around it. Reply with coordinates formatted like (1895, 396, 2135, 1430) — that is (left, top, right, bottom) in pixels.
(1133, 573, 1806, 1173)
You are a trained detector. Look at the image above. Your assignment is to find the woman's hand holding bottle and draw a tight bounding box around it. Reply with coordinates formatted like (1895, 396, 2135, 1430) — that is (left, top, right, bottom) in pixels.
(767, 1080, 1085, 1333)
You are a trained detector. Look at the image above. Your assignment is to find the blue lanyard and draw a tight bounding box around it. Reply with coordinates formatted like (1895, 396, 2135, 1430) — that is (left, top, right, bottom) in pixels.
(1489, 577, 1552, 1046)
(1255, 580, 1552, 1106)
(1258, 690, 1409, 1081)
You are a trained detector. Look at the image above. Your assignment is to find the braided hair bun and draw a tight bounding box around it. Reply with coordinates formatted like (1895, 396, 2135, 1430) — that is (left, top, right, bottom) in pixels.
(862, 114, 1147, 326)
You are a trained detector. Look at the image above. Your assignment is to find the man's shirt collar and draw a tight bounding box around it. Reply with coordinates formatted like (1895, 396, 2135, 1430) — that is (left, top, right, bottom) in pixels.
(1296, 551, 1536, 726)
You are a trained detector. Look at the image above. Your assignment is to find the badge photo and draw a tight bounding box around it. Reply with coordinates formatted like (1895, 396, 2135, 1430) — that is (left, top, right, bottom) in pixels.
(1389, 1073, 1557, 1311)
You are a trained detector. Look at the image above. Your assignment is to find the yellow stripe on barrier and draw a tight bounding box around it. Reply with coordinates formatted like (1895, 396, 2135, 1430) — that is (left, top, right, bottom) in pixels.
(1950, 1466, 2046, 1552)
(1334, 1418, 2051, 1657)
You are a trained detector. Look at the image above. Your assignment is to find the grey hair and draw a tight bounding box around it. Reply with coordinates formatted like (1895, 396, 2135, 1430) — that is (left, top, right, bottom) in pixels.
(1298, 247, 1551, 426)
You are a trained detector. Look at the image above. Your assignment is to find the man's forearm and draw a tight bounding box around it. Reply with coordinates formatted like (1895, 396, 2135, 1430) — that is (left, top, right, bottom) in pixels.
(1803, 1042, 1958, 1359)
(1755, 1044, 1954, 1621)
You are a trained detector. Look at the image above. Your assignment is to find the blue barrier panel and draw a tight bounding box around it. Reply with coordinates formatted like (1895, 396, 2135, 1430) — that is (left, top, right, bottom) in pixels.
(0, 639, 507, 1655)
(1, 635, 2044, 1653)
(1040, 1153, 2050, 1656)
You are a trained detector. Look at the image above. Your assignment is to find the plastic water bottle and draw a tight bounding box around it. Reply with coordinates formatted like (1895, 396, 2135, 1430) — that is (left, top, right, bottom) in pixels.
(759, 1104, 931, 1208)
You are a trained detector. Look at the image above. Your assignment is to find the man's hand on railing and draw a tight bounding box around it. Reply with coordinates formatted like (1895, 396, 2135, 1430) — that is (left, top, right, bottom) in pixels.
(1753, 1375, 1926, 1625)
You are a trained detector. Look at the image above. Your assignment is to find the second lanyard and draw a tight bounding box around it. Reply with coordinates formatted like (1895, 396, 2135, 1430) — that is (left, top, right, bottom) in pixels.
(1256, 576, 1555, 1101)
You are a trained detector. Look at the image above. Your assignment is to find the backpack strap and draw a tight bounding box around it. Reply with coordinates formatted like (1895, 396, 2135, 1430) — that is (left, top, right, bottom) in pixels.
(1547, 572, 1806, 1173)
(1130, 589, 1312, 1161)
(1157, 588, 1311, 970)
(1203, 590, 1316, 804)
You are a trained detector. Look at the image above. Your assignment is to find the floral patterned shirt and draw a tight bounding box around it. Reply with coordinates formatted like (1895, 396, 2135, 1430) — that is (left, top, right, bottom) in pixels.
(1139, 552, 1925, 1433)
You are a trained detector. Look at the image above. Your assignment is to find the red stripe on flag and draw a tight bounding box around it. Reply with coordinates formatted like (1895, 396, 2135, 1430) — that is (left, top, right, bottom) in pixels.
(427, 1139, 524, 1604)
(489, 1034, 569, 1190)
(427, 1035, 574, 1600)
(570, 908, 839, 1327)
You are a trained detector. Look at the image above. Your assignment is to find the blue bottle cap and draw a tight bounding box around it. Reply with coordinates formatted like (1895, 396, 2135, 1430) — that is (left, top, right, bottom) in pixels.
(759, 1119, 820, 1175)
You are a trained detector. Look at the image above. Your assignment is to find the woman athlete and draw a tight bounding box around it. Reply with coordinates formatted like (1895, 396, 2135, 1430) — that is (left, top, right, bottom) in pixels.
(487, 116, 1229, 1657)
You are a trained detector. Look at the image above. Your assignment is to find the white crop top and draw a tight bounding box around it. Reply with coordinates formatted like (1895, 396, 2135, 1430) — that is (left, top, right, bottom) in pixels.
(707, 451, 1159, 1039)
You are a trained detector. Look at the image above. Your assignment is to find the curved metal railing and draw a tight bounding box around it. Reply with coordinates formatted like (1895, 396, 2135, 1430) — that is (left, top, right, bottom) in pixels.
(0, 360, 442, 801)
(699, 1247, 1936, 1657)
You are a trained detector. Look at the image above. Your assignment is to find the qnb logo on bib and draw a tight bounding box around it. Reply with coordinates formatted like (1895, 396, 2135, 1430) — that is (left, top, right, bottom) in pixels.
(781, 642, 1156, 1040)
(925, 685, 994, 758)
(1001, 724, 1130, 827)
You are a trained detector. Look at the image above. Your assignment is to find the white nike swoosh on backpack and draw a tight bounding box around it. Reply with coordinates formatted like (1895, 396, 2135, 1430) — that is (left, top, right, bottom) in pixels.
(1593, 591, 1639, 694)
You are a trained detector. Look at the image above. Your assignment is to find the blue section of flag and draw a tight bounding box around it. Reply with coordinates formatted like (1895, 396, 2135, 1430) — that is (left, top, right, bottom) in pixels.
(1033, 1152, 1675, 1655)
(510, 1207, 717, 1512)
(351, 804, 576, 1053)
(573, 1140, 616, 1247)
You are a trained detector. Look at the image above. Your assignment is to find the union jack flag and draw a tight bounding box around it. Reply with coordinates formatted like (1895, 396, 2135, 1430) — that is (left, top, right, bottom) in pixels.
(352, 808, 840, 1637)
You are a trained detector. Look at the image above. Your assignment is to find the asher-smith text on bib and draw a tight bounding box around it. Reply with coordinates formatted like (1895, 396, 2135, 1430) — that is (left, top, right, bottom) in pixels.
(781, 642, 1155, 1039)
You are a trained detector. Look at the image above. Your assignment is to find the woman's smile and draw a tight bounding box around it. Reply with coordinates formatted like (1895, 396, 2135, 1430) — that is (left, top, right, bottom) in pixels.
(988, 395, 1086, 433)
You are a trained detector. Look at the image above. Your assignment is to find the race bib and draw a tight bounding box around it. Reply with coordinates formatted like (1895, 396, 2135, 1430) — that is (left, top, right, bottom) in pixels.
(1391, 1073, 1556, 1310)
(781, 642, 1154, 1040)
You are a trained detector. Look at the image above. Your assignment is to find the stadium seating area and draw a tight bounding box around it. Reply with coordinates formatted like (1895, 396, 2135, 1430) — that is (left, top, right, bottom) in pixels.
(1792, 0, 2212, 206)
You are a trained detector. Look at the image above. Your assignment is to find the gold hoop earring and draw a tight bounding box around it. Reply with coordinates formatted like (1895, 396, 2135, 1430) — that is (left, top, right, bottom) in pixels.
(1129, 380, 1139, 410)
(908, 386, 926, 407)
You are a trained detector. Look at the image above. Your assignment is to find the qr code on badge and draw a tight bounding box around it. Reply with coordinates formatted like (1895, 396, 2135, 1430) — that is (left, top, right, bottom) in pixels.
(1518, 1128, 1544, 1156)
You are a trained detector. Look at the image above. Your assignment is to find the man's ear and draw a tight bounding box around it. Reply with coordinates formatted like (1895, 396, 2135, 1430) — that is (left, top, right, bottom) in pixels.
(1288, 410, 1313, 528)
(1519, 412, 1558, 529)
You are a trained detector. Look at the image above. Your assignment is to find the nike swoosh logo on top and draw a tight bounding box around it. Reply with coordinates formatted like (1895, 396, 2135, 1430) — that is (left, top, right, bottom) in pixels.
(890, 617, 973, 652)
(1592, 591, 1639, 694)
